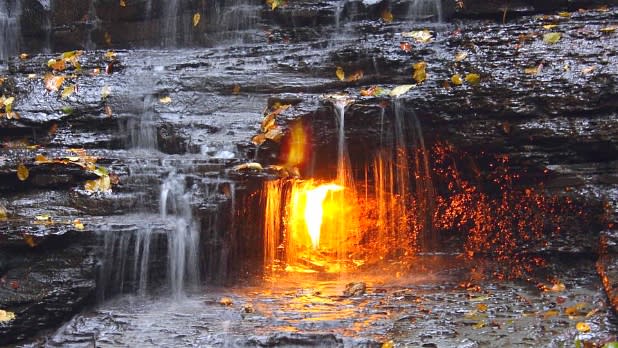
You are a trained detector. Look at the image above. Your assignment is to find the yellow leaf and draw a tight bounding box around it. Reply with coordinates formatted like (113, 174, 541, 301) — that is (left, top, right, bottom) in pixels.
(44, 74, 65, 92)
(84, 176, 112, 193)
(412, 61, 427, 83)
(382, 340, 395, 348)
(3, 96, 14, 113)
(19, 53, 29, 60)
(101, 85, 111, 99)
(465, 73, 480, 85)
(73, 219, 84, 230)
(233, 162, 263, 171)
(576, 322, 591, 333)
(335, 66, 345, 81)
(47, 58, 66, 71)
(543, 24, 558, 30)
(120, 0, 126, 7)
(0, 205, 7, 221)
(451, 74, 463, 85)
(402, 29, 432, 43)
(543, 32, 561, 44)
(474, 320, 486, 329)
(600, 25, 618, 33)
(389, 84, 414, 97)
(381, 10, 393, 23)
(0, 309, 16, 322)
(104, 51, 117, 60)
(558, 11, 571, 18)
(17, 163, 29, 181)
(266, 0, 285, 10)
(61, 85, 76, 100)
(159, 96, 172, 104)
(61, 50, 80, 59)
(219, 297, 233, 306)
(544, 309, 560, 319)
(550, 282, 566, 292)
(476, 303, 488, 312)
(193, 13, 201, 27)
(454, 51, 468, 62)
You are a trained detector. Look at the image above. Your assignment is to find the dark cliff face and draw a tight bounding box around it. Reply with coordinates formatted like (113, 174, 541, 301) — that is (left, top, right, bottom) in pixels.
(1, 0, 618, 344)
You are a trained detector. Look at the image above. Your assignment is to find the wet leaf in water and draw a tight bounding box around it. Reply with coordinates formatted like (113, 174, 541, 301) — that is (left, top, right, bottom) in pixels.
(451, 74, 463, 85)
(389, 84, 414, 97)
(193, 13, 201, 27)
(73, 219, 85, 230)
(159, 96, 172, 104)
(402, 29, 432, 43)
(84, 176, 112, 193)
(0, 310, 15, 322)
(381, 10, 393, 23)
(412, 61, 427, 83)
(576, 322, 591, 333)
(61, 84, 76, 100)
(543, 32, 561, 44)
(219, 297, 233, 306)
(524, 63, 543, 75)
(335, 66, 345, 81)
(381, 340, 395, 348)
(600, 25, 618, 33)
(565, 302, 587, 316)
(44, 74, 65, 92)
(465, 73, 480, 85)
(23, 234, 37, 247)
(400, 42, 412, 52)
(0, 205, 7, 221)
(543, 309, 559, 319)
(17, 162, 29, 181)
(454, 51, 468, 62)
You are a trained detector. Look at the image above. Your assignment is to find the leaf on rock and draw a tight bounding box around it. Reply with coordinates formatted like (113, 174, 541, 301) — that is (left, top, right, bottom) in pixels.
(524, 64, 543, 75)
(0, 205, 7, 221)
(120, 0, 126, 7)
(17, 162, 29, 181)
(347, 70, 364, 82)
(193, 13, 201, 27)
(159, 96, 172, 104)
(19, 53, 29, 60)
(550, 282, 566, 292)
(360, 85, 387, 97)
(381, 341, 395, 348)
(581, 66, 595, 75)
(44, 74, 65, 92)
(412, 61, 427, 83)
(543, 32, 561, 44)
(600, 25, 618, 33)
(219, 297, 233, 306)
(400, 42, 412, 52)
(251, 133, 266, 146)
(61, 84, 76, 100)
(543, 24, 558, 30)
(34, 154, 49, 163)
(232, 84, 241, 94)
(465, 73, 480, 85)
(84, 175, 112, 193)
(266, 0, 285, 10)
(389, 84, 414, 97)
(264, 127, 284, 142)
(576, 322, 591, 333)
(2, 96, 14, 113)
(101, 85, 111, 100)
(543, 309, 559, 319)
(476, 303, 488, 312)
(451, 74, 463, 85)
(73, 219, 85, 230)
(0, 310, 16, 323)
(233, 162, 263, 172)
(47, 58, 66, 72)
(402, 29, 433, 43)
(381, 10, 393, 23)
(557, 11, 571, 18)
(335, 66, 345, 81)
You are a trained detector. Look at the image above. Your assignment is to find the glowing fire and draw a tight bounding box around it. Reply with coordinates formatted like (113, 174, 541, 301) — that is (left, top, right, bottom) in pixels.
(301, 183, 343, 249)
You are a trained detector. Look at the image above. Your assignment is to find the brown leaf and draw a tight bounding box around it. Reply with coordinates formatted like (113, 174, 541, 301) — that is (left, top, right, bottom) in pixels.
(193, 13, 201, 27)
(17, 163, 29, 181)
(400, 42, 412, 52)
(381, 10, 393, 23)
(44, 74, 65, 92)
(413, 61, 427, 83)
(335, 66, 345, 81)
(346, 70, 364, 82)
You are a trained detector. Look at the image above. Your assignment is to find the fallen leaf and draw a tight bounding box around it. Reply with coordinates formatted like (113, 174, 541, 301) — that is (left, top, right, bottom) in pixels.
(477, 303, 488, 312)
(335, 66, 345, 81)
(251, 133, 266, 146)
(451, 74, 463, 85)
(193, 13, 201, 27)
(264, 127, 284, 142)
(543, 32, 561, 44)
(104, 51, 117, 60)
(389, 84, 414, 97)
(120, 0, 126, 7)
(19, 53, 28, 60)
(360, 85, 386, 97)
(581, 66, 595, 75)
(101, 85, 111, 100)
(550, 282, 566, 292)
(465, 73, 480, 85)
(0, 205, 7, 221)
(35, 154, 49, 163)
(543, 24, 558, 30)
(44, 74, 65, 92)
(558, 11, 571, 18)
(0, 310, 15, 322)
(576, 322, 591, 333)
(61, 84, 76, 100)
(233, 162, 263, 171)
(84, 176, 112, 193)
(473, 320, 486, 329)
(219, 297, 233, 306)
(381, 10, 393, 23)
(400, 42, 412, 52)
(600, 25, 618, 33)
(382, 341, 395, 348)
(402, 29, 432, 43)
(524, 63, 543, 75)
(23, 234, 37, 247)
(454, 51, 468, 62)
(17, 163, 29, 181)
(3, 96, 14, 113)
(104, 105, 113, 117)
(544, 309, 560, 319)
(47, 58, 66, 71)
(159, 96, 172, 104)
(232, 84, 241, 94)
(266, 0, 285, 10)
(73, 219, 84, 230)
(412, 61, 427, 83)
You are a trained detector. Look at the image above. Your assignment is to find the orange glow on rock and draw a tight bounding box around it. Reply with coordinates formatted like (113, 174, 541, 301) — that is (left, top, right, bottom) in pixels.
(282, 121, 309, 169)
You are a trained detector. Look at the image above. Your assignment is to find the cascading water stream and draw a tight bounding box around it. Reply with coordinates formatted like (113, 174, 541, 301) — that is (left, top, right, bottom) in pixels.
(407, 0, 443, 22)
(0, 0, 21, 70)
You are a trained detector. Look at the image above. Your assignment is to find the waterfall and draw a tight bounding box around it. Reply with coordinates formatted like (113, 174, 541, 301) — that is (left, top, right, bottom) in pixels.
(407, 0, 443, 22)
(126, 94, 159, 150)
(160, 172, 200, 298)
(0, 0, 21, 69)
(163, 0, 180, 47)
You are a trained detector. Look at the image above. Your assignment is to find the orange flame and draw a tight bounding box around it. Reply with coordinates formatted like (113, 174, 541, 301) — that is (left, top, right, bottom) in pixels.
(282, 121, 309, 168)
(302, 183, 343, 248)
